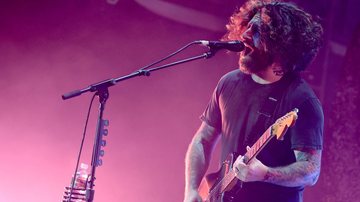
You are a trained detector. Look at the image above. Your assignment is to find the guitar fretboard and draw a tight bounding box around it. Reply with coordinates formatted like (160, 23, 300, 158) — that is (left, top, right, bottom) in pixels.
(244, 127, 274, 164)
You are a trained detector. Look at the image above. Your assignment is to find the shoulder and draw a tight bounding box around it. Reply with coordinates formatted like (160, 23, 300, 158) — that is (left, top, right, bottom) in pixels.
(219, 69, 243, 82)
(287, 76, 320, 107)
(217, 69, 248, 90)
(284, 76, 324, 123)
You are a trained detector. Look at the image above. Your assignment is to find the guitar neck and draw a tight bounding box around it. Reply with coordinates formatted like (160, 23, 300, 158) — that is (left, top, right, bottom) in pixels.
(243, 126, 274, 164)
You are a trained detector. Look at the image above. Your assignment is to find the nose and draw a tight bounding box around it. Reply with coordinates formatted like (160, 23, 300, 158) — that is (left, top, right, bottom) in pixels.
(241, 27, 252, 43)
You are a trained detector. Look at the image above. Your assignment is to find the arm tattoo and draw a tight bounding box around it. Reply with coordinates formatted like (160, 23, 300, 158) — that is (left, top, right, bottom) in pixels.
(263, 149, 322, 187)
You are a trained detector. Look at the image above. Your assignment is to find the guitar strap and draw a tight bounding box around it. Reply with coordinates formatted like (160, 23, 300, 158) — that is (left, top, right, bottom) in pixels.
(242, 72, 297, 151)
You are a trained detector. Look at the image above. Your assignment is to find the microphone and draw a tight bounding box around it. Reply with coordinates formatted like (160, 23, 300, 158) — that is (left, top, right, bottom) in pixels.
(197, 40, 245, 52)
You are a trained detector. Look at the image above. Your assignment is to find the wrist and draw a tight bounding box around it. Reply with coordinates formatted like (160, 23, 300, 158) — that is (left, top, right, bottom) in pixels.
(262, 165, 270, 182)
(262, 166, 271, 182)
(184, 188, 199, 199)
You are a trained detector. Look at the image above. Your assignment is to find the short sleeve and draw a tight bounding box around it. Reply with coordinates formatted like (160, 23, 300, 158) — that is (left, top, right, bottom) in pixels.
(291, 98, 324, 150)
(200, 84, 222, 130)
(199, 73, 232, 131)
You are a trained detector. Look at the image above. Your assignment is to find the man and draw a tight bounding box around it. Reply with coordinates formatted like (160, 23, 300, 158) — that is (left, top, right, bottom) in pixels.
(184, 0, 324, 202)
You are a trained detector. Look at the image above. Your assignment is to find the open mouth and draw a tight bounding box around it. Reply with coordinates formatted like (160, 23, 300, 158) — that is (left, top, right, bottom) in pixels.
(243, 45, 253, 56)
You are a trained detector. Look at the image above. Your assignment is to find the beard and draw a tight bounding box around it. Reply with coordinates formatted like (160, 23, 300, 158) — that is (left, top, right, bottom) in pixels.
(239, 49, 273, 74)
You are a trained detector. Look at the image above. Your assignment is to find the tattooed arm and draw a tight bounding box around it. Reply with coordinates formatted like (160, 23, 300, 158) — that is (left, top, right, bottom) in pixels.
(184, 122, 221, 202)
(263, 149, 322, 187)
(233, 148, 322, 187)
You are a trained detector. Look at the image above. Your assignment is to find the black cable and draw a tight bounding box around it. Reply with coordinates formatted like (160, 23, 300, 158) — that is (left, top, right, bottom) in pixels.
(67, 93, 97, 202)
(138, 40, 201, 71)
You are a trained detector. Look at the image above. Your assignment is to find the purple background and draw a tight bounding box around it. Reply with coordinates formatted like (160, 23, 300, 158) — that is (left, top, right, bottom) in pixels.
(0, 0, 359, 201)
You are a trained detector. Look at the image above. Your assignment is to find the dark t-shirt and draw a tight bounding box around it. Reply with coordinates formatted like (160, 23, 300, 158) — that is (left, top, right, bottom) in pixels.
(200, 69, 324, 202)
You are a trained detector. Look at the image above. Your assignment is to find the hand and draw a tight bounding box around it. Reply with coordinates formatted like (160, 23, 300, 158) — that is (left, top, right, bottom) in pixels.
(184, 189, 202, 202)
(232, 146, 269, 182)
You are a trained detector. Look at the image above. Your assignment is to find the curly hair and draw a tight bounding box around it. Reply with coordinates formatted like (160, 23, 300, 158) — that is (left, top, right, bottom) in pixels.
(224, 0, 323, 72)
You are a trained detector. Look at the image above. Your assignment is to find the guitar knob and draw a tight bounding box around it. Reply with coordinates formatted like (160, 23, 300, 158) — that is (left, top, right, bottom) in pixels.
(101, 140, 107, 147)
(102, 119, 109, 126)
(99, 150, 105, 157)
(97, 159, 103, 166)
(102, 129, 108, 136)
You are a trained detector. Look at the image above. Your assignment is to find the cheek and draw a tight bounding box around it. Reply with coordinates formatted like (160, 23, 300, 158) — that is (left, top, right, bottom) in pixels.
(253, 32, 261, 48)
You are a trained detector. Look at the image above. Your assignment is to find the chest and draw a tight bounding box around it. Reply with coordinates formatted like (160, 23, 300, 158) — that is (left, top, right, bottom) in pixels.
(218, 81, 276, 129)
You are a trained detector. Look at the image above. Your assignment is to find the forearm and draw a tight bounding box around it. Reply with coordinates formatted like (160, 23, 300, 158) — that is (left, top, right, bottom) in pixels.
(185, 137, 212, 192)
(264, 153, 321, 187)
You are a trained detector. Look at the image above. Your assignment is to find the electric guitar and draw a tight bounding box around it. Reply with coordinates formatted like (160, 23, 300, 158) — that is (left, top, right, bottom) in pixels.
(198, 108, 299, 202)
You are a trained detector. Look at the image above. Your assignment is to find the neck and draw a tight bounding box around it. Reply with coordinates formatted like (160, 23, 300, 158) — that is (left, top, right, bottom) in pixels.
(251, 64, 284, 84)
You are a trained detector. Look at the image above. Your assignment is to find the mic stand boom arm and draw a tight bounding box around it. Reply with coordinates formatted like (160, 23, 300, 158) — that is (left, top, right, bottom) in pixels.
(62, 51, 213, 100)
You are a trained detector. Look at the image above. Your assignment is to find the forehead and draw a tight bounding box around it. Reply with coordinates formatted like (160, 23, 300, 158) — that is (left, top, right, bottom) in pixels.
(248, 9, 271, 26)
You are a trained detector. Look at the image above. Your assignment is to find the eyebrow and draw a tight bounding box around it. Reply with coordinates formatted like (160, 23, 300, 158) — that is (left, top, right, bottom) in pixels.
(247, 19, 260, 30)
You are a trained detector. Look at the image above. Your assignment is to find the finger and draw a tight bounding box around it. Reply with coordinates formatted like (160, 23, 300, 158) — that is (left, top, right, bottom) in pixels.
(233, 166, 240, 174)
(246, 146, 251, 151)
(233, 156, 247, 173)
(234, 155, 245, 166)
(233, 156, 241, 172)
(233, 157, 240, 171)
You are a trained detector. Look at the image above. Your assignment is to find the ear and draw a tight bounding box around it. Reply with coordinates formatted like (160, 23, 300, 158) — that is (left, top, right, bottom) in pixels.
(270, 60, 285, 77)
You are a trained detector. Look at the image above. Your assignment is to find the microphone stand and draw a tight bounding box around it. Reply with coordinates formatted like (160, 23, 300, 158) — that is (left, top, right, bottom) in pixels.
(62, 48, 216, 202)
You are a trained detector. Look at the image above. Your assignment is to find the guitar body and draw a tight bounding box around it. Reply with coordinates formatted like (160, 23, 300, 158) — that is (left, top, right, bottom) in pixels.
(199, 153, 240, 202)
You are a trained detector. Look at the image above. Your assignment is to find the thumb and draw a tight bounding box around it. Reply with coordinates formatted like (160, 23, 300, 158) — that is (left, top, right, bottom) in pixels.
(246, 146, 251, 151)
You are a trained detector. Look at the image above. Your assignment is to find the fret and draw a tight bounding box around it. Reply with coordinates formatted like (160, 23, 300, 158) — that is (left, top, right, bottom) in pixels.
(262, 129, 269, 145)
